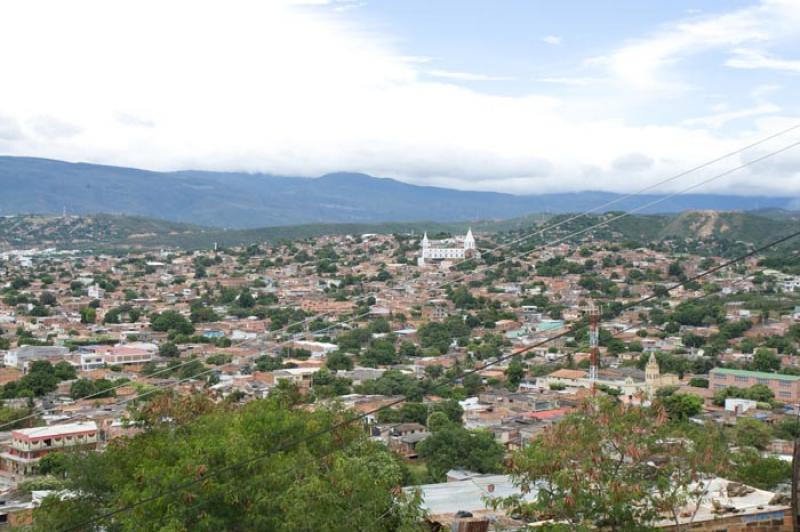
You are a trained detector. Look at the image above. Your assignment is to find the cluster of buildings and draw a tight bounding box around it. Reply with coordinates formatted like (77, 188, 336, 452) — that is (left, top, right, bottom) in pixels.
(0, 225, 798, 528)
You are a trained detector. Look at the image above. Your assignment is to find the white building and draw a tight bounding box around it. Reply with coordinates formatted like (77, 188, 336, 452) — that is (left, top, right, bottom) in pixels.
(418, 228, 477, 266)
(4, 346, 70, 371)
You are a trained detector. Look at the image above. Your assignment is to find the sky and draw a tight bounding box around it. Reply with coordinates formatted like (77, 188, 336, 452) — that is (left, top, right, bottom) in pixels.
(1, 0, 799, 195)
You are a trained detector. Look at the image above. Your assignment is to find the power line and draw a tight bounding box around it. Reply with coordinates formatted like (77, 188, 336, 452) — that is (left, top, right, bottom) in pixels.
(43, 133, 800, 528)
(58, 227, 800, 532)
(10, 124, 799, 432)
(269, 135, 800, 349)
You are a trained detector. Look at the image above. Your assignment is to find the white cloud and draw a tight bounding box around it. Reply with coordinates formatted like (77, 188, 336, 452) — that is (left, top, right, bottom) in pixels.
(542, 35, 562, 46)
(683, 103, 781, 129)
(427, 70, 514, 81)
(594, 0, 800, 91)
(537, 77, 601, 86)
(726, 48, 800, 72)
(0, 0, 798, 196)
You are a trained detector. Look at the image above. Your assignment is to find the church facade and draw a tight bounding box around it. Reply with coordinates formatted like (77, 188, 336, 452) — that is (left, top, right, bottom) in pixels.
(418, 229, 477, 266)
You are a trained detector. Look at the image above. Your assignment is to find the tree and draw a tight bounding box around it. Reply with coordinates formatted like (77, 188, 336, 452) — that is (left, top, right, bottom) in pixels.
(751, 348, 780, 372)
(325, 351, 353, 371)
(150, 311, 194, 335)
(734, 418, 773, 450)
(712, 384, 775, 406)
(505, 359, 525, 390)
(1, 361, 76, 399)
(190, 304, 219, 323)
(426, 411, 452, 433)
(237, 289, 255, 308)
(731, 448, 791, 490)
(417, 425, 505, 482)
(79, 307, 96, 325)
(659, 393, 703, 420)
(159, 342, 180, 358)
(311, 369, 352, 398)
(462, 373, 482, 396)
(70, 378, 116, 400)
(37, 452, 70, 478)
(497, 399, 729, 530)
(39, 291, 57, 306)
(32, 398, 423, 531)
(69, 379, 95, 400)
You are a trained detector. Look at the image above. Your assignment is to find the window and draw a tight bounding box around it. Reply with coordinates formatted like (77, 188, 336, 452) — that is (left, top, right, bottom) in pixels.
(735, 376, 749, 383)
(780, 391, 792, 398)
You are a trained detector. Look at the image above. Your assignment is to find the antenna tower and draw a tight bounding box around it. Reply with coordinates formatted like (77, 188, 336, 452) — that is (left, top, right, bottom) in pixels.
(587, 301, 601, 393)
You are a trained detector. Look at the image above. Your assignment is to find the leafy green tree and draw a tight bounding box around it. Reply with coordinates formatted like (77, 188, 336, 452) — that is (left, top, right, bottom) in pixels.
(426, 411, 452, 433)
(158, 342, 180, 358)
(378, 402, 428, 425)
(311, 369, 352, 398)
(713, 384, 774, 406)
(32, 398, 423, 531)
(497, 399, 729, 530)
(79, 307, 96, 324)
(70, 378, 117, 400)
(1, 361, 76, 399)
(462, 373, 482, 397)
(775, 417, 800, 440)
(398, 341, 419, 358)
(237, 289, 256, 308)
(505, 359, 525, 390)
(751, 348, 780, 372)
(69, 379, 95, 400)
(658, 393, 703, 420)
(417, 425, 505, 482)
(36, 452, 70, 478)
(368, 318, 391, 334)
(325, 351, 353, 371)
(734, 418, 773, 450)
(150, 311, 195, 335)
(731, 448, 791, 490)
(190, 304, 220, 323)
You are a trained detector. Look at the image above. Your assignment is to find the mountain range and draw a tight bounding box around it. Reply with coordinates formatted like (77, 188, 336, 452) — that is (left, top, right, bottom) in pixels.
(1, 156, 798, 228)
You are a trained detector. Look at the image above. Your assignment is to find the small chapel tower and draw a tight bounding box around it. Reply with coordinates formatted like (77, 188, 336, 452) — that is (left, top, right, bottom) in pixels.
(645, 352, 660, 384)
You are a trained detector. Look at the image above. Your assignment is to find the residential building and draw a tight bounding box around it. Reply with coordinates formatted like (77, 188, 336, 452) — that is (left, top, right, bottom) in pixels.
(1, 422, 98, 477)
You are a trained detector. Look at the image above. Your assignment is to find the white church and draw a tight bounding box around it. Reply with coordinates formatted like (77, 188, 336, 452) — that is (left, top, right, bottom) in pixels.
(418, 228, 477, 266)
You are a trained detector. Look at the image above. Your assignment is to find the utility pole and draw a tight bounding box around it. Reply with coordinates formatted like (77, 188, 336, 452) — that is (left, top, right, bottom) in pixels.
(587, 301, 600, 394)
(793, 411, 800, 531)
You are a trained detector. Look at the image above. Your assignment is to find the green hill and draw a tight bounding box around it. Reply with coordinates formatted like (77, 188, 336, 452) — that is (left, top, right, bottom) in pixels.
(0, 210, 795, 252)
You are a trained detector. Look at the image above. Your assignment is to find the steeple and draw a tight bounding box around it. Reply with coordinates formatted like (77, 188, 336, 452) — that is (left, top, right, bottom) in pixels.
(421, 232, 430, 249)
(645, 353, 660, 383)
(464, 227, 475, 250)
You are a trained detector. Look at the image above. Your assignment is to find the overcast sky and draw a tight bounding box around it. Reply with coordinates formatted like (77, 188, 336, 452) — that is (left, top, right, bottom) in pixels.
(1, 0, 799, 195)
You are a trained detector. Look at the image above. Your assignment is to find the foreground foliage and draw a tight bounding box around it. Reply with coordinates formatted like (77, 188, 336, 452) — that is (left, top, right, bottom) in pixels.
(497, 399, 730, 531)
(31, 396, 424, 531)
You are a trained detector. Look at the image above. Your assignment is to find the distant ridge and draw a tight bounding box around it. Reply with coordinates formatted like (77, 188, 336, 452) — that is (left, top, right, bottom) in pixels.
(0, 156, 796, 228)
(1, 210, 798, 251)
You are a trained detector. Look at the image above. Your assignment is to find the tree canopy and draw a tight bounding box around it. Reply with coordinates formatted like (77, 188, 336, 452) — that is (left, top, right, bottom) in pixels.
(32, 397, 424, 531)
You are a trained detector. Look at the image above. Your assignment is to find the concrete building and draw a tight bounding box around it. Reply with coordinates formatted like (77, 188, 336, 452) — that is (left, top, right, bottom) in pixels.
(3, 346, 69, 371)
(1, 422, 98, 477)
(710, 368, 800, 403)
